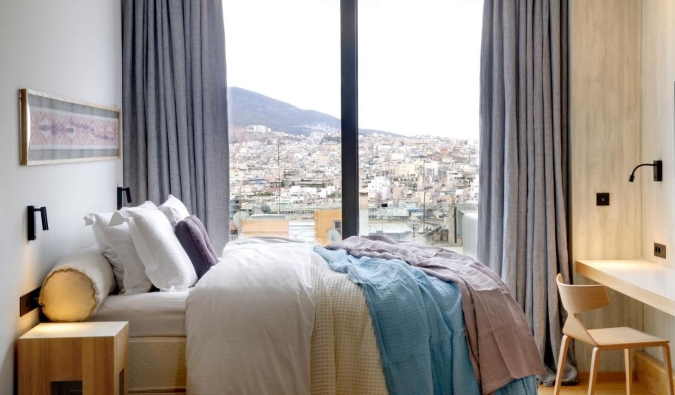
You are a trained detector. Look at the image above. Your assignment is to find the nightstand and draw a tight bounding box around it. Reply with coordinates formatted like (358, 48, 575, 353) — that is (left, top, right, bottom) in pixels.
(18, 321, 129, 395)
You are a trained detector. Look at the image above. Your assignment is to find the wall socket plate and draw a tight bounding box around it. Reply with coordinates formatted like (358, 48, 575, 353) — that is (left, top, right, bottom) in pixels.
(19, 287, 41, 317)
(596, 193, 610, 206)
(654, 243, 667, 259)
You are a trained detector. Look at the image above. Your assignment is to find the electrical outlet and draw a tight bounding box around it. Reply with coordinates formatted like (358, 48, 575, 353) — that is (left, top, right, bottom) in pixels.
(654, 243, 667, 259)
(596, 193, 610, 206)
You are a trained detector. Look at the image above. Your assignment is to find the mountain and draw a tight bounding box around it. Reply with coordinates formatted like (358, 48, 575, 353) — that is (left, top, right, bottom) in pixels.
(228, 87, 402, 137)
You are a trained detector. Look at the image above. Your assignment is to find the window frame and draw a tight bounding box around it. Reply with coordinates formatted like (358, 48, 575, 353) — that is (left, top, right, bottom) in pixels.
(340, 0, 359, 238)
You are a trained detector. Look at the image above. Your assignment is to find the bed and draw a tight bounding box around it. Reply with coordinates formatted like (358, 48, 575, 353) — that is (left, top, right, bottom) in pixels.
(39, 196, 540, 394)
(77, 236, 542, 395)
(84, 253, 384, 394)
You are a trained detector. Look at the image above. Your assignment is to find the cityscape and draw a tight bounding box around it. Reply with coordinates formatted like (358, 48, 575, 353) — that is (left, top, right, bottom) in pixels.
(228, 122, 479, 247)
(222, 0, 483, 248)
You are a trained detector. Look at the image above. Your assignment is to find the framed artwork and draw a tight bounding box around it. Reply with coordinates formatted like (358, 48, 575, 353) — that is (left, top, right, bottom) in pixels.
(19, 89, 121, 165)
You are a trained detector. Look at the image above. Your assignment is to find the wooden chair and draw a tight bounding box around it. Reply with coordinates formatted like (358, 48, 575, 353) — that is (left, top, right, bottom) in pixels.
(553, 274, 674, 395)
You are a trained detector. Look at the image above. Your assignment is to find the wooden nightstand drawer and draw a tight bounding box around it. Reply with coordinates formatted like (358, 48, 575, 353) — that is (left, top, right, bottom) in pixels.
(19, 322, 129, 395)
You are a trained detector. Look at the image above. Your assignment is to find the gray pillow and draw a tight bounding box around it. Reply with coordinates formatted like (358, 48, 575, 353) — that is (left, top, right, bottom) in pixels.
(174, 215, 219, 279)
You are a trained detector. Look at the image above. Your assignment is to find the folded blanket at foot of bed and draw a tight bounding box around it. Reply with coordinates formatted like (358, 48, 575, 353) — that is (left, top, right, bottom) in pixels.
(325, 235, 545, 394)
(315, 246, 539, 395)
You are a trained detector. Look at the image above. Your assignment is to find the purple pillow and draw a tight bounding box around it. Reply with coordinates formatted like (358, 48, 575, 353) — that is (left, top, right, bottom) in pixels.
(175, 215, 219, 279)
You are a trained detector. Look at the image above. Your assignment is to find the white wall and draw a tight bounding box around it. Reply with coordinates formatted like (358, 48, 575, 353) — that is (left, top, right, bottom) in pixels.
(641, 0, 675, 366)
(0, 1, 121, 392)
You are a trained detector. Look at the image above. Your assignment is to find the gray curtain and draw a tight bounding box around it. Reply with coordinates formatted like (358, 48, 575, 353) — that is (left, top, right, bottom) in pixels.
(478, 0, 575, 386)
(122, 0, 230, 251)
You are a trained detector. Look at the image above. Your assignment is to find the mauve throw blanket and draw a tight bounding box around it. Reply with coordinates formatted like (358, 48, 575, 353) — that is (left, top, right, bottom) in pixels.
(328, 236, 545, 394)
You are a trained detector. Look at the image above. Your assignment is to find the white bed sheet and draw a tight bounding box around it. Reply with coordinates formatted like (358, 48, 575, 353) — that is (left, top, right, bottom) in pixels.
(90, 291, 189, 337)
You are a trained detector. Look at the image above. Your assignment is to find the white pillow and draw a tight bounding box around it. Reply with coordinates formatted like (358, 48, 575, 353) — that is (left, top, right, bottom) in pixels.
(159, 194, 191, 226)
(84, 201, 157, 294)
(84, 212, 124, 290)
(111, 207, 197, 291)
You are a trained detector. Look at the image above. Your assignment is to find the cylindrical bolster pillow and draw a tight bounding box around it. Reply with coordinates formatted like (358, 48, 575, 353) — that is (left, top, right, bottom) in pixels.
(39, 246, 116, 322)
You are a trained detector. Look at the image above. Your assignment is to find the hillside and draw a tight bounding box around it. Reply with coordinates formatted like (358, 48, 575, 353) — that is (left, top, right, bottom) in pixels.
(228, 87, 401, 138)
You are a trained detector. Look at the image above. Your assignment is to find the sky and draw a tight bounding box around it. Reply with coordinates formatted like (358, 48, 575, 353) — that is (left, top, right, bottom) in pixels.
(223, 0, 483, 139)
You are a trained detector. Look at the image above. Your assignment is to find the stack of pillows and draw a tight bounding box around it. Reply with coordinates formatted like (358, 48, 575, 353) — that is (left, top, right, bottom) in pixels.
(39, 195, 219, 322)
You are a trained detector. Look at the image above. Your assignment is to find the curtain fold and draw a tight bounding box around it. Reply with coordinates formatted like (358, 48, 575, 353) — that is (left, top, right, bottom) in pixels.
(122, 0, 230, 251)
(478, 0, 575, 385)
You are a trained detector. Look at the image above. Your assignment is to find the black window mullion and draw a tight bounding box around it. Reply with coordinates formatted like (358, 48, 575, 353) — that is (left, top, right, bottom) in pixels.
(340, 0, 359, 238)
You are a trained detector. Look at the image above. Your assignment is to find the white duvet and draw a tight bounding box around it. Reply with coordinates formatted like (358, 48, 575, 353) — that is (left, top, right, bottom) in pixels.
(185, 238, 387, 395)
(186, 239, 315, 394)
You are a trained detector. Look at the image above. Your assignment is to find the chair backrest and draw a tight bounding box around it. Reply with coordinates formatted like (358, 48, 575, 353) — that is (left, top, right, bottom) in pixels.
(556, 274, 610, 346)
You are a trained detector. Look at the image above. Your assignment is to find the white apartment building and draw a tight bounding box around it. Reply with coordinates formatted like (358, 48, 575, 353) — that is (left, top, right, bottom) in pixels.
(246, 124, 271, 133)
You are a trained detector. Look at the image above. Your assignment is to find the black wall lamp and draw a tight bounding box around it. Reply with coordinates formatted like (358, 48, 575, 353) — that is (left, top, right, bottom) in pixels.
(117, 187, 132, 210)
(629, 160, 663, 182)
(27, 206, 49, 241)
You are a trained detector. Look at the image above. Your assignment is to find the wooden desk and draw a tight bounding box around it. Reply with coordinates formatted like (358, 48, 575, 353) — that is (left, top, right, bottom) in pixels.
(576, 259, 675, 316)
(576, 260, 675, 393)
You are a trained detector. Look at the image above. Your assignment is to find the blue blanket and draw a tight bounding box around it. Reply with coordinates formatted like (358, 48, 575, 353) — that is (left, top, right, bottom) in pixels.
(314, 247, 537, 395)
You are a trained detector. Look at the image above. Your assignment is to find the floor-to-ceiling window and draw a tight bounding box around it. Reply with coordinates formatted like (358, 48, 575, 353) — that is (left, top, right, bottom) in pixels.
(224, 0, 341, 244)
(357, 0, 482, 247)
(224, 0, 482, 248)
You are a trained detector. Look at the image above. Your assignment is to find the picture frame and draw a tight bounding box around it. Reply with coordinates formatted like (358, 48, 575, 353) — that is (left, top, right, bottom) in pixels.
(19, 89, 121, 166)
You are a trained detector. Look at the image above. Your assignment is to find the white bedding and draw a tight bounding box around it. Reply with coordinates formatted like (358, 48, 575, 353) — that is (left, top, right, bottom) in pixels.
(186, 238, 387, 395)
(186, 239, 315, 395)
(89, 291, 189, 337)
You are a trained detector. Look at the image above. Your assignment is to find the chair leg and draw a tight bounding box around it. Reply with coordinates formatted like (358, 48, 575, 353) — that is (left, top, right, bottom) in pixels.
(553, 335, 572, 395)
(624, 349, 632, 395)
(588, 347, 602, 395)
(663, 344, 675, 395)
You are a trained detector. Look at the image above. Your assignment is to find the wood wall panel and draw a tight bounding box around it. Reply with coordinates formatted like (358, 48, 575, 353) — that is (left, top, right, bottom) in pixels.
(570, 0, 643, 372)
(641, 0, 675, 366)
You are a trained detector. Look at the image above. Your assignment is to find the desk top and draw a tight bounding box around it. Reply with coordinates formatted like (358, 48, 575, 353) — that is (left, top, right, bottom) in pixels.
(576, 260, 675, 316)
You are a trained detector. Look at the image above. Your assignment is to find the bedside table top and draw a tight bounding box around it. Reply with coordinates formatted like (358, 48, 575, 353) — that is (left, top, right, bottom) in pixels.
(20, 321, 128, 339)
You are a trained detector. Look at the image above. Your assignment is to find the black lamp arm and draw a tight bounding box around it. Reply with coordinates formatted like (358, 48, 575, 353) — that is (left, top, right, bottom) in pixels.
(39, 207, 48, 230)
(628, 160, 662, 182)
(628, 163, 654, 182)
